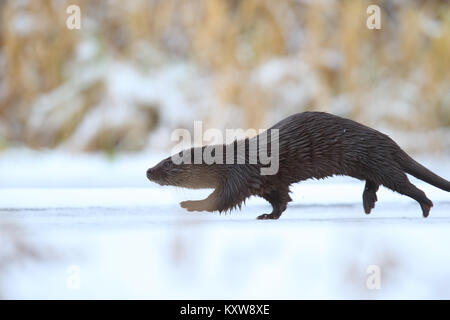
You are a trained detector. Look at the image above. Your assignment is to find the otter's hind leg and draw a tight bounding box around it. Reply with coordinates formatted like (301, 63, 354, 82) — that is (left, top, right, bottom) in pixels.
(257, 189, 292, 220)
(382, 170, 433, 218)
(363, 180, 379, 214)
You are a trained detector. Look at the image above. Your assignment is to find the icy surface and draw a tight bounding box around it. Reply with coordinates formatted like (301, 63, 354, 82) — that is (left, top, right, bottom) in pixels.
(1, 150, 450, 299)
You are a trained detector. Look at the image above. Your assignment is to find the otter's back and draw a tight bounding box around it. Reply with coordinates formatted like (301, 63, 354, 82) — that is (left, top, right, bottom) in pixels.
(269, 112, 399, 180)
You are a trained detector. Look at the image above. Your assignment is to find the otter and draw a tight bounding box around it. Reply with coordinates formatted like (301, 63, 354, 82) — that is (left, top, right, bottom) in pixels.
(146, 112, 450, 219)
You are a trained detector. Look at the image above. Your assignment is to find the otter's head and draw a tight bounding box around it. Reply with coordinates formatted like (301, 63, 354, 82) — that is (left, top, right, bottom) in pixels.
(146, 148, 220, 189)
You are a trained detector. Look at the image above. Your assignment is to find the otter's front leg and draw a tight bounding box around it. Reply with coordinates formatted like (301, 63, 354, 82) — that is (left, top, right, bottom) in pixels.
(180, 199, 215, 212)
(180, 188, 222, 212)
(180, 184, 248, 213)
(257, 188, 292, 220)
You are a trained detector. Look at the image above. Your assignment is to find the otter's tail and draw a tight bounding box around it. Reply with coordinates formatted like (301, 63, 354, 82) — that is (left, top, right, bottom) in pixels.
(398, 151, 450, 192)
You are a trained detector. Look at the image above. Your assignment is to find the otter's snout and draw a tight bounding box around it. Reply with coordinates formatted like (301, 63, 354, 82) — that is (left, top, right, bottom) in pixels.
(146, 168, 154, 180)
(146, 158, 173, 185)
(146, 166, 165, 183)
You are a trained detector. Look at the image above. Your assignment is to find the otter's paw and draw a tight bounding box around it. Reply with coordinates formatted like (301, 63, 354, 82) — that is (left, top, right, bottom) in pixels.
(420, 201, 433, 218)
(180, 200, 214, 212)
(180, 200, 198, 212)
(257, 213, 280, 220)
(362, 190, 378, 214)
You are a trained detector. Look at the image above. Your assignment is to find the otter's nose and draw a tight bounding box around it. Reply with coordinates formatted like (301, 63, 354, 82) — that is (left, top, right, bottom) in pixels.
(146, 168, 153, 180)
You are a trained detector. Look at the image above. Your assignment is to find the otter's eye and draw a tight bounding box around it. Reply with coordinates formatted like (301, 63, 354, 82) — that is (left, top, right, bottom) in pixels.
(164, 161, 171, 168)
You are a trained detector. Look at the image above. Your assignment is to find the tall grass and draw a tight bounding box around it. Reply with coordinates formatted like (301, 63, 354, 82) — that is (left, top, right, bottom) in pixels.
(0, 0, 449, 151)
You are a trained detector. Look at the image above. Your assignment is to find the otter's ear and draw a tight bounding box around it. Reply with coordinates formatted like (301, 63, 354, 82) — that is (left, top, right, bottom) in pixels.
(171, 152, 185, 165)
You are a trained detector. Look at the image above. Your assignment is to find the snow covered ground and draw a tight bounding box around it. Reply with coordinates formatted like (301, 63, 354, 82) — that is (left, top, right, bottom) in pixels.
(1, 150, 450, 299)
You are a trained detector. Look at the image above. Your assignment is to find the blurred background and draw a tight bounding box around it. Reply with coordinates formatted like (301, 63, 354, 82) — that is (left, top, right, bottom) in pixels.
(1, 0, 450, 154)
(1, 0, 450, 299)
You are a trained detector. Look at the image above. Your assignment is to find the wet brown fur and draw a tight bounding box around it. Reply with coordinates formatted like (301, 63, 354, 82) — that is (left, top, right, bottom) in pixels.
(147, 112, 450, 219)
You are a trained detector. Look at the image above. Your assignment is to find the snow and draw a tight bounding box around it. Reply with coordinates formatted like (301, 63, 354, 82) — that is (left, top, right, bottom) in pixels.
(1, 150, 450, 299)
